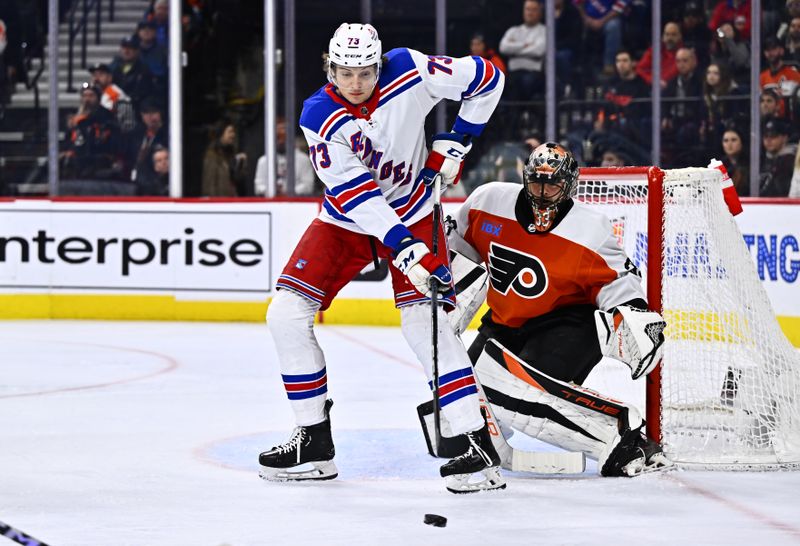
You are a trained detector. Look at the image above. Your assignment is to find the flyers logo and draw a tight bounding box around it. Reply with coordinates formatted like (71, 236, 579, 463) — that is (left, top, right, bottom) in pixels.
(487, 242, 548, 298)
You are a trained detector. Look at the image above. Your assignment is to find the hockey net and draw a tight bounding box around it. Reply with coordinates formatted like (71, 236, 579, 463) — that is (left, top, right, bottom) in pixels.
(577, 166, 800, 470)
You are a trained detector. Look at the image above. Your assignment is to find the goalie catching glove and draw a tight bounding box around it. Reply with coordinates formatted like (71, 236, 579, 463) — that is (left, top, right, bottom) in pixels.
(416, 132, 472, 187)
(595, 305, 666, 380)
(392, 237, 454, 298)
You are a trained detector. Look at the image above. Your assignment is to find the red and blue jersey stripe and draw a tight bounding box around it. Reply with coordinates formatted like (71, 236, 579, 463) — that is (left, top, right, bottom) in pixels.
(429, 367, 478, 407)
(276, 274, 326, 305)
(282, 368, 328, 400)
(300, 87, 355, 142)
(389, 177, 432, 222)
(329, 172, 383, 213)
(378, 48, 423, 108)
(463, 57, 501, 100)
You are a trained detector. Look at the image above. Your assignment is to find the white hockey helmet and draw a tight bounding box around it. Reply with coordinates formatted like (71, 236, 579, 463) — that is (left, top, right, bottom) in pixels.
(327, 23, 382, 84)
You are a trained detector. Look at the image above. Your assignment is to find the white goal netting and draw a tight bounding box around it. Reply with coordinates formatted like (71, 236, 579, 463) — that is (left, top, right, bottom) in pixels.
(577, 167, 800, 470)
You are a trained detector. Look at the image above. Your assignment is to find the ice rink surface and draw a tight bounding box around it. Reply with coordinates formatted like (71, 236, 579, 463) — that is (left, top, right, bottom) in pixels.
(1, 320, 799, 546)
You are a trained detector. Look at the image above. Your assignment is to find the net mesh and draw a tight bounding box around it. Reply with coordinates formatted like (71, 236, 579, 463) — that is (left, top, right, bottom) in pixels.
(577, 167, 800, 470)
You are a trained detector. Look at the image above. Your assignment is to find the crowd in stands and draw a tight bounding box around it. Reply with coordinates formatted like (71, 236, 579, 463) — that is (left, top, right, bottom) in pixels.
(480, 0, 800, 197)
(3, 0, 800, 198)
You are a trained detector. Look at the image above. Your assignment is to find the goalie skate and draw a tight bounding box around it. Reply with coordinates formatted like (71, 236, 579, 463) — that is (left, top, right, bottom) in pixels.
(440, 422, 506, 494)
(601, 426, 674, 477)
(258, 399, 338, 482)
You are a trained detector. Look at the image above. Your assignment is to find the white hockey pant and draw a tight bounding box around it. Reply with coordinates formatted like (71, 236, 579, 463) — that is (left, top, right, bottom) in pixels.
(474, 340, 643, 463)
(401, 303, 485, 435)
(266, 289, 327, 426)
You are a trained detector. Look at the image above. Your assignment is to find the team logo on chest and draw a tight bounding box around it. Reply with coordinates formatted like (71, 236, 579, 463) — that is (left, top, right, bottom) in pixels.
(487, 242, 548, 298)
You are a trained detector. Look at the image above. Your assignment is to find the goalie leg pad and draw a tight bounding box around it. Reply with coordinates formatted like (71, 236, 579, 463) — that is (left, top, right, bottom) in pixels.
(417, 387, 586, 474)
(595, 305, 666, 380)
(475, 339, 643, 465)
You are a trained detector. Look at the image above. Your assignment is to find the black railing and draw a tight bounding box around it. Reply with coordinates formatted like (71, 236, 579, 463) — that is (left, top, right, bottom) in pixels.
(67, 0, 103, 92)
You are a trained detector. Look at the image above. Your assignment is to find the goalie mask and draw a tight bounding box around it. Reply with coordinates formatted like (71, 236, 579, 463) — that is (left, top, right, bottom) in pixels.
(327, 23, 382, 86)
(523, 142, 579, 232)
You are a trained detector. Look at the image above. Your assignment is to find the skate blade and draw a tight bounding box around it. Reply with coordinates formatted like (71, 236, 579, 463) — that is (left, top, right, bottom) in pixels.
(623, 454, 674, 477)
(259, 460, 338, 482)
(445, 466, 506, 494)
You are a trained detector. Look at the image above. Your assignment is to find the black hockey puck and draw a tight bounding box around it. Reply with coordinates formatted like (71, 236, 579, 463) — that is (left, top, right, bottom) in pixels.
(423, 513, 447, 527)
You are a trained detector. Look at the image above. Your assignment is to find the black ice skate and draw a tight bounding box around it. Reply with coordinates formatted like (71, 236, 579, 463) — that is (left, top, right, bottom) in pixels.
(258, 399, 338, 481)
(601, 425, 673, 477)
(439, 422, 506, 494)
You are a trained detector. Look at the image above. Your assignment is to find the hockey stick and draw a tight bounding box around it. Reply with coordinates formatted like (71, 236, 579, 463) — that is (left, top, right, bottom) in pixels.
(429, 172, 444, 448)
(0, 519, 52, 546)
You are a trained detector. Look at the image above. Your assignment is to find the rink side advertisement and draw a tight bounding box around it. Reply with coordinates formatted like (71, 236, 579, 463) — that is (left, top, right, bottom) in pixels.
(0, 197, 797, 344)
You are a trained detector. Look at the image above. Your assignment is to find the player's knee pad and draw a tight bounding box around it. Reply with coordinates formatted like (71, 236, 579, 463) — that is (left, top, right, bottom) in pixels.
(474, 338, 643, 463)
(266, 289, 320, 338)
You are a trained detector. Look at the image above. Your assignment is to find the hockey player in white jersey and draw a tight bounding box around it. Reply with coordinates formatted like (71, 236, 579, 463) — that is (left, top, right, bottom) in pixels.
(259, 23, 506, 493)
(420, 142, 673, 477)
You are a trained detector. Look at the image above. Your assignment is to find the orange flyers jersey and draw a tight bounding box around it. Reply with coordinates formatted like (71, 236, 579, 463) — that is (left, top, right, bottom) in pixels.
(453, 182, 645, 328)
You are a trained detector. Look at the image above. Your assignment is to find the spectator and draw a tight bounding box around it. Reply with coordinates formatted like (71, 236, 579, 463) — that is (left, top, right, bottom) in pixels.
(701, 62, 744, 148)
(202, 121, 247, 197)
(134, 21, 167, 90)
(575, 0, 628, 77)
(681, 2, 712, 67)
(721, 126, 750, 196)
(554, 0, 583, 95)
(636, 22, 683, 87)
(709, 0, 751, 41)
(790, 0, 800, 18)
(594, 49, 651, 144)
(146, 0, 169, 49)
(110, 37, 156, 113)
(136, 144, 169, 196)
(61, 83, 122, 180)
(711, 22, 751, 86)
(662, 48, 705, 166)
(760, 86, 784, 119)
(600, 149, 628, 167)
(499, 0, 546, 100)
(89, 62, 136, 132)
(760, 118, 796, 197)
(783, 17, 800, 64)
(124, 97, 168, 183)
(469, 33, 507, 74)
(254, 117, 317, 196)
(760, 36, 800, 120)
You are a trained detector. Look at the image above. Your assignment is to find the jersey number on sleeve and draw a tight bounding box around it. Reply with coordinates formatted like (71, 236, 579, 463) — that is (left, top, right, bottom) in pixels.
(427, 55, 453, 75)
(309, 143, 332, 170)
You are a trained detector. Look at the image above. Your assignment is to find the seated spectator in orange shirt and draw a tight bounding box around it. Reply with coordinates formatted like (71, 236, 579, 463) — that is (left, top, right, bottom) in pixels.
(760, 36, 800, 118)
(89, 62, 135, 132)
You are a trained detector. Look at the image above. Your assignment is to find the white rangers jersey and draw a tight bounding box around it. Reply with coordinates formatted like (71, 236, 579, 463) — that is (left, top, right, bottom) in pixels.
(453, 182, 645, 328)
(299, 47, 504, 250)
